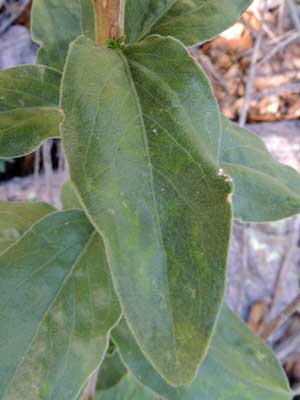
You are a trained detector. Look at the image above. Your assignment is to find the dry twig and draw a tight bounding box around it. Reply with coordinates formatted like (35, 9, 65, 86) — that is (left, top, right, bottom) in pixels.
(261, 294, 300, 339)
(276, 330, 300, 363)
(239, 0, 267, 126)
(257, 31, 300, 66)
(287, 0, 300, 33)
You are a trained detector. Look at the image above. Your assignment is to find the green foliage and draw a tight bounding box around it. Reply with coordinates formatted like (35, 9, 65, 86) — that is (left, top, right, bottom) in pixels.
(220, 116, 300, 221)
(0, 65, 61, 158)
(0, 210, 120, 399)
(0, 0, 298, 398)
(0, 201, 54, 253)
(61, 34, 231, 385)
(31, 0, 252, 70)
(125, 0, 253, 45)
(96, 351, 127, 391)
(61, 180, 82, 210)
(113, 305, 292, 400)
(31, 0, 95, 70)
(96, 374, 154, 400)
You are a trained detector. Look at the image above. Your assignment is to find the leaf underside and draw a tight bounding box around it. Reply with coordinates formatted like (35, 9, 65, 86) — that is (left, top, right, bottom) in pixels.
(112, 305, 292, 400)
(0, 210, 121, 400)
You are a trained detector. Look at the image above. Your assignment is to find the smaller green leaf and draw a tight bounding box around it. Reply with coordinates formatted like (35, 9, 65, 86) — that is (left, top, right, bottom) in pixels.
(0, 201, 55, 254)
(61, 180, 82, 210)
(96, 351, 128, 391)
(125, 0, 253, 46)
(31, 0, 95, 71)
(220, 116, 300, 222)
(95, 374, 154, 400)
(0, 210, 121, 400)
(113, 305, 292, 400)
(0, 65, 61, 158)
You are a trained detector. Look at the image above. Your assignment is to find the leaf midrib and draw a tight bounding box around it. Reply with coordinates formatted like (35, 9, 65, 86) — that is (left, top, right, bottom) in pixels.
(115, 49, 178, 364)
(128, 56, 218, 168)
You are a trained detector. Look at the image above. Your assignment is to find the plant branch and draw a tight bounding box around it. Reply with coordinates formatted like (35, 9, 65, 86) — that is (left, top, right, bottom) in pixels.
(261, 294, 300, 340)
(239, 0, 267, 127)
(93, 0, 125, 46)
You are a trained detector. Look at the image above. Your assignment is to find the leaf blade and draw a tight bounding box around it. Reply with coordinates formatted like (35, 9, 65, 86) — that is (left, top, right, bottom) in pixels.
(113, 305, 292, 400)
(61, 35, 232, 386)
(0, 201, 55, 254)
(31, 0, 95, 71)
(220, 116, 300, 221)
(61, 180, 82, 210)
(0, 65, 61, 158)
(96, 374, 154, 400)
(125, 0, 253, 46)
(96, 351, 128, 391)
(0, 210, 121, 400)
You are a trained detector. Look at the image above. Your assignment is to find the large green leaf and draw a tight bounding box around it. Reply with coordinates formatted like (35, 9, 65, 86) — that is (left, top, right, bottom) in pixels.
(31, 0, 95, 71)
(0, 201, 55, 254)
(95, 374, 154, 400)
(220, 117, 300, 222)
(113, 305, 292, 400)
(125, 0, 253, 46)
(61, 34, 232, 386)
(0, 65, 61, 158)
(0, 210, 121, 400)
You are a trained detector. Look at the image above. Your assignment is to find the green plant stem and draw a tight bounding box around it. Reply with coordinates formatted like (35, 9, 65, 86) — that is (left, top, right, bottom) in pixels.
(93, 0, 124, 46)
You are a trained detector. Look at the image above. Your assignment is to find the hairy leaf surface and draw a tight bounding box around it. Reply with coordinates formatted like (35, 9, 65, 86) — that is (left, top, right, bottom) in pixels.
(113, 305, 292, 400)
(0, 201, 55, 254)
(0, 210, 121, 400)
(0, 65, 61, 158)
(125, 0, 253, 45)
(31, 0, 95, 70)
(61, 35, 232, 386)
(220, 117, 300, 222)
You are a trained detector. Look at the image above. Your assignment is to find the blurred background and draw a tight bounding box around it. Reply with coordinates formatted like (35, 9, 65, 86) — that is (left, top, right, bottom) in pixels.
(1, 0, 300, 395)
